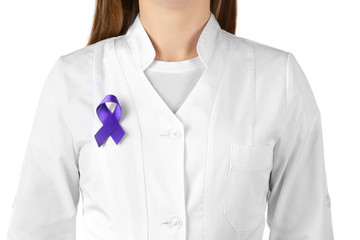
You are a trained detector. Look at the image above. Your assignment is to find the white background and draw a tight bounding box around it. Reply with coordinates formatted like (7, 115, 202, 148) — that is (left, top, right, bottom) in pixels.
(0, 0, 359, 239)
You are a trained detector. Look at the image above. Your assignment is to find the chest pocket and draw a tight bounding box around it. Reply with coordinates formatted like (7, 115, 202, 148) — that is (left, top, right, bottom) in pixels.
(223, 140, 275, 232)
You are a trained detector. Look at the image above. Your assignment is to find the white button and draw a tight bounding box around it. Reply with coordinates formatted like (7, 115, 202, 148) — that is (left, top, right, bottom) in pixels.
(167, 128, 181, 139)
(167, 216, 183, 229)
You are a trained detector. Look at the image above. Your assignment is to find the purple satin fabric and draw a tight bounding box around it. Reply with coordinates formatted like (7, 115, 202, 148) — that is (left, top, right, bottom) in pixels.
(94, 94, 125, 147)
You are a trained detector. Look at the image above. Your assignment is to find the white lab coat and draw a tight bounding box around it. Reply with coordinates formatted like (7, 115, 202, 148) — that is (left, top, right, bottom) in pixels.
(7, 12, 334, 240)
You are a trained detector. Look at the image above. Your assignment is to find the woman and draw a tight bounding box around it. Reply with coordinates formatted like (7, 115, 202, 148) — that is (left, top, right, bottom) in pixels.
(7, 0, 334, 239)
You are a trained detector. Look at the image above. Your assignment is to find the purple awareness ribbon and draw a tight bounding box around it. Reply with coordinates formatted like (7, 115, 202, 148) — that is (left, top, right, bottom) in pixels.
(94, 94, 125, 147)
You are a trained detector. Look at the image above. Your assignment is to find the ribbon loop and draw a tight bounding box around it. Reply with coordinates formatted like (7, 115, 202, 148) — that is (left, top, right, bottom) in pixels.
(94, 94, 125, 147)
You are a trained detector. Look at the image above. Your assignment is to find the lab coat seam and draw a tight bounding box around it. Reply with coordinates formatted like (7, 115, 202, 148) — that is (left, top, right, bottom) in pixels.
(58, 55, 80, 164)
(87, 43, 115, 239)
(203, 141, 209, 240)
(96, 39, 127, 240)
(201, 54, 216, 240)
(273, 51, 294, 143)
(251, 45, 256, 145)
(113, 37, 150, 240)
(271, 52, 291, 159)
(90, 45, 112, 228)
(206, 34, 234, 234)
(285, 51, 291, 120)
(91, 42, 97, 150)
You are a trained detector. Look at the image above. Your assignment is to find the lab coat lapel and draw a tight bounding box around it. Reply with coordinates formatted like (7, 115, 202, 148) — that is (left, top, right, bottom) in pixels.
(174, 36, 228, 122)
(115, 37, 182, 127)
(121, 12, 222, 125)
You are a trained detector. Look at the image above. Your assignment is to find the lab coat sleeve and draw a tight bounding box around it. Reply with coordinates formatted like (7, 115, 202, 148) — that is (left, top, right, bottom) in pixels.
(267, 52, 334, 239)
(7, 57, 80, 240)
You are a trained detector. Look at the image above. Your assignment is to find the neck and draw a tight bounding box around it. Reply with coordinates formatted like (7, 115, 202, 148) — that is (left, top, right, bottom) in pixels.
(138, 1, 211, 62)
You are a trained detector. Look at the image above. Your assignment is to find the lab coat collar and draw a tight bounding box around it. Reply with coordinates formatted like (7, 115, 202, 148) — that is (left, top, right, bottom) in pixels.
(125, 12, 222, 70)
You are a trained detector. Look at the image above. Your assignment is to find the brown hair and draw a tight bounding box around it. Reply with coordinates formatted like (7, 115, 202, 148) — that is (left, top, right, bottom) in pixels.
(86, 0, 237, 46)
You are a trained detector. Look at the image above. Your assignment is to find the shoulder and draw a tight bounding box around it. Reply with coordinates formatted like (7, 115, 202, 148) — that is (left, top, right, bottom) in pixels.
(220, 30, 293, 91)
(221, 30, 290, 69)
(52, 36, 118, 93)
(221, 30, 289, 59)
(58, 37, 116, 70)
(221, 31, 317, 118)
(47, 37, 117, 105)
